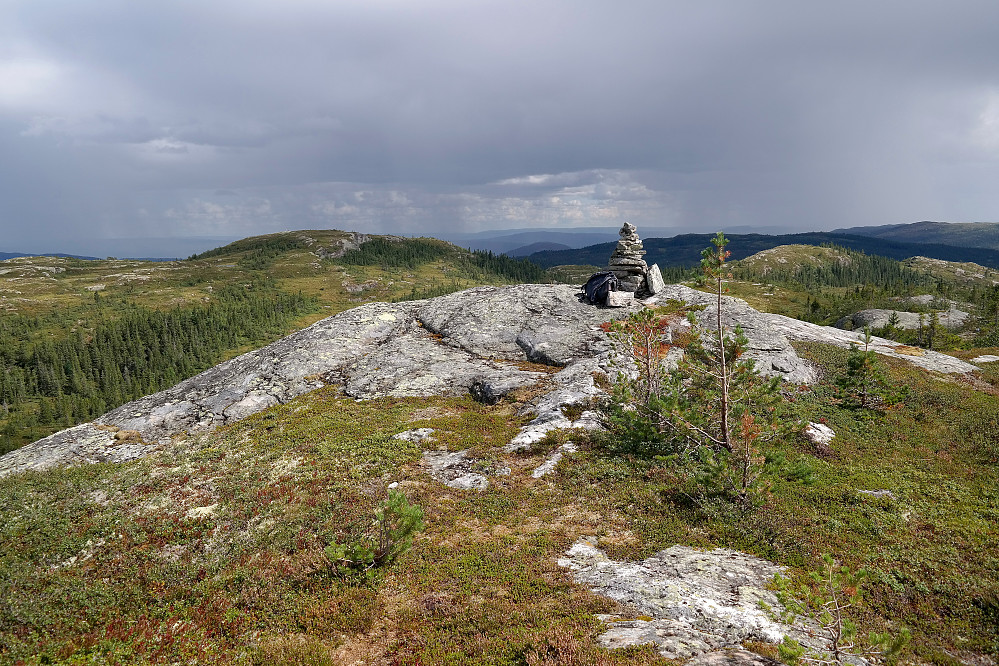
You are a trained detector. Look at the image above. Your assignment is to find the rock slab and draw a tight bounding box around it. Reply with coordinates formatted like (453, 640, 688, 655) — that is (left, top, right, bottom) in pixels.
(558, 538, 824, 661)
(647, 263, 667, 295)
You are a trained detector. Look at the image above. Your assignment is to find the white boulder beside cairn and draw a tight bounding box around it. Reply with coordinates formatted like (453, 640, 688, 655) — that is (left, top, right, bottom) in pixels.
(606, 290, 635, 308)
(645, 263, 666, 295)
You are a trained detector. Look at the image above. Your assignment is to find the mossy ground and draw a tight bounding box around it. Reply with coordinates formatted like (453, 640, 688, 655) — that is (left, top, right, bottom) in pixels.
(2, 338, 998, 664)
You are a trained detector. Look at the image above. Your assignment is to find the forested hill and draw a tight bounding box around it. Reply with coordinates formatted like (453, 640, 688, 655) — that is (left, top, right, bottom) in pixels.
(0, 230, 548, 454)
(525, 231, 999, 269)
(834, 220, 999, 250)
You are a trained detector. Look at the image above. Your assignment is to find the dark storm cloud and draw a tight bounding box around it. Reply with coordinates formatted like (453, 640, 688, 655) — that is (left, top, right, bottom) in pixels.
(2, 0, 999, 252)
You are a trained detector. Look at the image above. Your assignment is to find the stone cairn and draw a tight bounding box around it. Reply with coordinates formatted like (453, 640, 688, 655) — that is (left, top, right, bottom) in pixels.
(608, 222, 648, 292)
(605, 223, 666, 301)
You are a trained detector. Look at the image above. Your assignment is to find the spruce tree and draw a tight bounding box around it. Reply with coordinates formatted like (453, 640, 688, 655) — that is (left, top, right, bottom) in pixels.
(836, 328, 902, 410)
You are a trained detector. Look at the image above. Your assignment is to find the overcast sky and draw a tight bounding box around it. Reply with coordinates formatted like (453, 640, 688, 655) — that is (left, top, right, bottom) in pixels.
(3, 0, 999, 254)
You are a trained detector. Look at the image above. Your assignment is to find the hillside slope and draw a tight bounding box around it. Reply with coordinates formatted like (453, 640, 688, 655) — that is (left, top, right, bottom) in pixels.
(0, 230, 548, 453)
(4, 283, 980, 479)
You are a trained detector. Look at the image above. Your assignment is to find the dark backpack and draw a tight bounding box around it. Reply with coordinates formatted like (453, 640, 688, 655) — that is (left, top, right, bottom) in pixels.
(583, 271, 619, 305)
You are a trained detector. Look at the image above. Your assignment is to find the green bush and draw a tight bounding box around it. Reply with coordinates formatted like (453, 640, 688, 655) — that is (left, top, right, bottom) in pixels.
(603, 233, 799, 507)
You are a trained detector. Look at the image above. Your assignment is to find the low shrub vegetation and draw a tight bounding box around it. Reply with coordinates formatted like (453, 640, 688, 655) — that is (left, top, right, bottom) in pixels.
(2, 235, 998, 664)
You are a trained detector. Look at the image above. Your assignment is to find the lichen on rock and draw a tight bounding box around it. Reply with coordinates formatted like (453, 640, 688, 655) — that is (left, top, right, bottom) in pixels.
(558, 538, 826, 661)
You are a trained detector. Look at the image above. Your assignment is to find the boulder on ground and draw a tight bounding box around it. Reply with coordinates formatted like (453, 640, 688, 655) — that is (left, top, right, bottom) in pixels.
(646, 263, 666, 295)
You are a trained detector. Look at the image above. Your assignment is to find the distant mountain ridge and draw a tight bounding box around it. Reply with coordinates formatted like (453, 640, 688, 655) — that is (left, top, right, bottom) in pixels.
(505, 242, 571, 256)
(0, 252, 100, 261)
(834, 220, 999, 250)
(448, 230, 618, 254)
(525, 231, 999, 269)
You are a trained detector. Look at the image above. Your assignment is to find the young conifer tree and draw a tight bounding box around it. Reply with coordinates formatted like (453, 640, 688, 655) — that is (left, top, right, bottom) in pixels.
(701, 232, 734, 450)
(836, 328, 903, 410)
(605, 232, 797, 505)
(773, 554, 910, 666)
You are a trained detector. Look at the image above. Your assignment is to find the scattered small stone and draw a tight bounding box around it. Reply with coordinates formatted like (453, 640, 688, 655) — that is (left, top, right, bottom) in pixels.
(858, 489, 897, 500)
(804, 422, 835, 447)
(387, 481, 399, 489)
(446, 473, 489, 491)
(393, 428, 436, 443)
(422, 449, 502, 491)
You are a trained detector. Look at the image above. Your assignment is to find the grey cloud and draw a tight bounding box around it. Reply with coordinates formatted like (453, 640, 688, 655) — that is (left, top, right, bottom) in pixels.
(2, 1, 999, 253)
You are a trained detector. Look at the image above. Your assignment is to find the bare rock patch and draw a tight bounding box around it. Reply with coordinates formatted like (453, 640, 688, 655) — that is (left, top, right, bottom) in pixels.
(558, 538, 825, 661)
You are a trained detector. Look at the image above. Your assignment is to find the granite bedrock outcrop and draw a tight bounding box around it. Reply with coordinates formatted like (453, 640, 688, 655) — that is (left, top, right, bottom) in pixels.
(0, 282, 975, 477)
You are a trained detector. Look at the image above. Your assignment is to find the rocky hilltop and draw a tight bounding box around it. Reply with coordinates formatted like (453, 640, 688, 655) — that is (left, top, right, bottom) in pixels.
(0, 283, 976, 478)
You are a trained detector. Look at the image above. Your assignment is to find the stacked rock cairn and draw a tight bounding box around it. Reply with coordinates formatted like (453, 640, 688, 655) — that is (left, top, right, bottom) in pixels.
(608, 222, 649, 292)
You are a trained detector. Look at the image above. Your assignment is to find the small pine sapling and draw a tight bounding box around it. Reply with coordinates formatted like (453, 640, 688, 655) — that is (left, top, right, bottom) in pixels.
(325, 489, 424, 576)
(681, 322, 794, 507)
(604, 300, 698, 454)
(603, 232, 798, 507)
(702, 232, 734, 449)
(773, 554, 909, 666)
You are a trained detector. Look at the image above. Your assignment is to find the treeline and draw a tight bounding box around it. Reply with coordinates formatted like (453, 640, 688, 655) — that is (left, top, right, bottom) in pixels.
(0, 285, 317, 454)
(733, 246, 938, 293)
(726, 245, 999, 350)
(338, 237, 547, 282)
